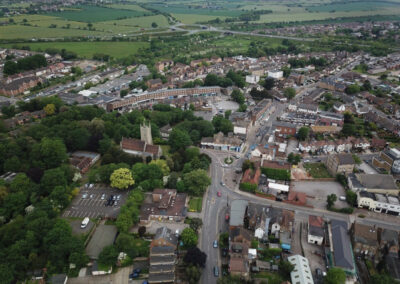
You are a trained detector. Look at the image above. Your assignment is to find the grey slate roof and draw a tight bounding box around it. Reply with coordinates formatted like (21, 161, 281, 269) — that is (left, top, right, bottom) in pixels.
(154, 227, 178, 246)
(148, 272, 175, 283)
(356, 174, 397, 190)
(331, 219, 354, 270)
(229, 199, 248, 227)
(337, 153, 355, 165)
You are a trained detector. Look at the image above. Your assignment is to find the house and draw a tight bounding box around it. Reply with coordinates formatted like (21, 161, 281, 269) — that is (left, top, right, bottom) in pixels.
(139, 189, 188, 224)
(149, 227, 177, 284)
(348, 173, 399, 194)
(121, 123, 162, 159)
(200, 132, 243, 152)
(351, 223, 379, 259)
(250, 144, 276, 160)
(159, 124, 172, 140)
(155, 60, 174, 72)
(370, 138, 387, 151)
(233, 120, 251, 138)
(308, 215, 324, 245)
(267, 70, 283, 79)
(333, 102, 346, 113)
(147, 78, 163, 89)
(298, 103, 319, 115)
(327, 219, 356, 275)
(287, 255, 314, 284)
(0, 76, 42, 97)
(69, 151, 100, 174)
(325, 153, 355, 175)
(246, 75, 260, 84)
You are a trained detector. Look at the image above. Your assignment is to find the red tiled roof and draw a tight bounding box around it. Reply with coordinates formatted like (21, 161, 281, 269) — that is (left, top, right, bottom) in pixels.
(121, 137, 145, 152)
(309, 215, 324, 228)
(145, 144, 160, 155)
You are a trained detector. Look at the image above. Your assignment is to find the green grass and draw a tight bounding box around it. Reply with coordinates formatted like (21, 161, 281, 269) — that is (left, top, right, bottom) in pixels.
(304, 163, 332, 178)
(1, 41, 149, 59)
(147, 3, 243, 17)
(106, 4, 150, 12)
(189, 197, 203, 212)
(97, 263, 112, 272)
(307, 1, 400, 12)
(173, 14, 228, 24)
(47, 5, 150, 23)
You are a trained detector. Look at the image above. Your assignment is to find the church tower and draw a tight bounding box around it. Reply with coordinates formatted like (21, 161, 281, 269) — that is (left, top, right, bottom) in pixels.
(140, 121, 153, 145)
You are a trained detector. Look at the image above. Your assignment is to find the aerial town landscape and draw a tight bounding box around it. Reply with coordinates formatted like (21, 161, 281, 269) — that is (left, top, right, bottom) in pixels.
(1, 0, 400, 284)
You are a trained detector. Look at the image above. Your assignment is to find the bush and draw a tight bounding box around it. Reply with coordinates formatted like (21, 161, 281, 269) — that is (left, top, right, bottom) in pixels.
(239, 182, 257, 193)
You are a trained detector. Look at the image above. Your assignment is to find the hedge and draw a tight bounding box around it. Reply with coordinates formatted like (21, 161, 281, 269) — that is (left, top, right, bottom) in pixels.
(239, 182, 257, 193)
(261, 167, 291, 181)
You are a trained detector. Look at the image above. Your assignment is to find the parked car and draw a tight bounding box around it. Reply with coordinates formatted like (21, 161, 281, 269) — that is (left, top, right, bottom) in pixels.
(339, 196, 346, 201)
(82, 193, 88, 199)
(213, 240, 218, 248)
(214, 266, 219, 277)
(81, 217, 89, 229)
(217, 191, 222, 197)
(89, 194, 94, 199)
(101, 194, 106, 200)
(116, 195, 121, 200)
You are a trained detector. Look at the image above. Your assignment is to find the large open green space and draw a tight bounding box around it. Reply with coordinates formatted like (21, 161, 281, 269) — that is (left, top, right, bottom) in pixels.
(47, 5, 152, 23)
(0, 41, 149, 59)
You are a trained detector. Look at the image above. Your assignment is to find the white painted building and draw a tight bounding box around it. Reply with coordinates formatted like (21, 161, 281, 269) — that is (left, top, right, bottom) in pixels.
(287, 255, 314, 284)
(357, 191, 400, 215)
(267, 70, 283, 79)
(246, 75, 260, 84)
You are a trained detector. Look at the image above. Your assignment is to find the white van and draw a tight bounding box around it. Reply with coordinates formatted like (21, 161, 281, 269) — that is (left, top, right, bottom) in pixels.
(81, 217, 89, 229)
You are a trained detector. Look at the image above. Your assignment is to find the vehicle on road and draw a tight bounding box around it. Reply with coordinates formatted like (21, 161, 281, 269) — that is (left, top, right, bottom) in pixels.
(220, 182, 225, 186)
(82, 192, 88, 199)
(213, 240, 218, 248)
(214, 266, 219, 277)
(225, 213, 230, 221)
(81, 217, 89, 229)
(101, 194, 106, 200)
(217, 191, 221, 197)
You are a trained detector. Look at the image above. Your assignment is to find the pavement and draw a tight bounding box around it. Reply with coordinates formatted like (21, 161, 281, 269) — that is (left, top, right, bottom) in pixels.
(62, 184, 128, 219)
(68, 266, 132, 284)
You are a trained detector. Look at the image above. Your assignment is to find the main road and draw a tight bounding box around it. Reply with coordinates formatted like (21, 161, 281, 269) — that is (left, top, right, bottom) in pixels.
(200, 147, 400, 283)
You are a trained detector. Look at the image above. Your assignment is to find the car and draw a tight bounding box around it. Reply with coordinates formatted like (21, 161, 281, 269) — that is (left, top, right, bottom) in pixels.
(89, 194, 94, 199)
(213, 240, 218, 248)
(217, 191, 222, 197)
(113, 195, 117, 200)
(220, 182, 225, 186)
(116, 195, 121, 200)
(101, 194, 106, 200)
(114, 201, 118, 206)
(225, 213, 230, 221)
(214, 266, 219, 277)
(89, 184, 94, 188)
(85, 183, 89, 188)
(134, 268, 141, 274)
(82, 193, 88, 199)
(339, 196, 346, 201)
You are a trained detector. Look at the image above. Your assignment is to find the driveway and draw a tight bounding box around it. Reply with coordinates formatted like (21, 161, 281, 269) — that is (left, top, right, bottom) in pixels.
(291, 181, 347, 210)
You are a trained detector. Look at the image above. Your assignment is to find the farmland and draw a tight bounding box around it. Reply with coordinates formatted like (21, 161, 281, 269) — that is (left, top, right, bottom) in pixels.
(47, 5, 152, 23)
(1, 41, 149, 59)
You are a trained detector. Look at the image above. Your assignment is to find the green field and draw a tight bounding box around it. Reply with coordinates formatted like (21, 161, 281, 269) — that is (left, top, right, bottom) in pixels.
(1, 41, 149, 59)
(147, 3, 243, 17)
(189, 197, 203, 212)
(47, 5, 151, 23)
(307, 1, 400, 12)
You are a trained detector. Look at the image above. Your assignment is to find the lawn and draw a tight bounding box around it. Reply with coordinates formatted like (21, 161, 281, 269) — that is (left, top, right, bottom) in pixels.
(304, 162, 332, 178)
(1, 41, 149, 59)
(47, 5, 150, 23)
(189, 197, 203, 212)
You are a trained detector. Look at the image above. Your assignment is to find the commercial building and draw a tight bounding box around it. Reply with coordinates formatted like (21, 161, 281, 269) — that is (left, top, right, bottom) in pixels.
(372, 148, 400, 173)
(267, 70, 283, 79)
(287, 255, 314, 284)
(357, 191, 400, 215)
(348, 173, 399, 194)
(200, 132, 243, 152)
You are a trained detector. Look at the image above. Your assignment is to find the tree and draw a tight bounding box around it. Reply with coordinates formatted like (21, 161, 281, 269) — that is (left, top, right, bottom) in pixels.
(31, 138, 67, 169)
(151, 22, 158, 28)
(169, 128, 192, 152)
(189, 217, 203, 232)
(238, 104, 247, 112)
(278, 260, 294, 279)
(362, 80, 372, 91)
(284, 87, 296, 100)
(183, 169, 211, 196)
(224, 110, 231, 119)
(1, 105, 16, 118)
(346, 190, 357, 206)
(345, 84, 360, 95)
(298, 127, 309, 141)
(181, 227, 198, 248)
(43, 103, 55, 115)
(138, 226, 146, 237)
(231, 89, 245, 104)
(110, 168, 135, 189)
(184, 247, 207, 267)
(324, 267, 346, 284)
(149, 159, 170, 176)
(342, 123, 356, 137)
(327, 194, 337, 209)
(185, 265, 201, 284)
(212, 115, 233, 135)
(98, 245, 118, 267)
(370, 274, 395, 284)
(264, 77, 275, 90)
(204, 73, 219, 86)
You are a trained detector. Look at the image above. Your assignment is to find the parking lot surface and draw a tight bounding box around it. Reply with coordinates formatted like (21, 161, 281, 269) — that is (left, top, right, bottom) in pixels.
(291, 181, 347, 209)
(62, 184, 128, 219)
